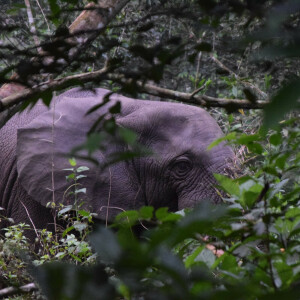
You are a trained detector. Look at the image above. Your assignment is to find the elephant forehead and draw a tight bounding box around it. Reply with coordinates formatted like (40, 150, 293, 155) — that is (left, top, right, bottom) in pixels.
(149, 111, 223, 147)
(138, 106, 233, 161)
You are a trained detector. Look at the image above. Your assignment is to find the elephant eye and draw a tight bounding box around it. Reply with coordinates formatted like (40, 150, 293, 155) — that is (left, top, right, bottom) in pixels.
(172, 159, 192, 175)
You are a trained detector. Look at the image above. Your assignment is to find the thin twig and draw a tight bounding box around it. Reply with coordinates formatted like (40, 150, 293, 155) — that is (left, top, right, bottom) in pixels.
(194, 31, 206, 89)
(51, 95, 57, 238)
(20, 200, 40, 240)
(106, 166, 112, 228)
(190, 84, 206, 98)
(35, 0, 50, 32)
(194, 51, 202, 89)
(24, 0, 41, 53)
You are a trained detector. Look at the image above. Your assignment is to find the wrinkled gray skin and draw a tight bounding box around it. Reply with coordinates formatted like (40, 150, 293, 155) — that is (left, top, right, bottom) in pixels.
(0, 88, 234, 235)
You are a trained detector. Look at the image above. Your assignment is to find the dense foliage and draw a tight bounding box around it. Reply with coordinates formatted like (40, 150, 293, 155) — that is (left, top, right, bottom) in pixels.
(0, 0, 300, 299)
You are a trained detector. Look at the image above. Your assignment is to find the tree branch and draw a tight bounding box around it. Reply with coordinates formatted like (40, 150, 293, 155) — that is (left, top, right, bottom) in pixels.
(0, 69, 267, 113)
(0, 67, 109, 111)
(0, 283, 37, 298)
(107, 73, 267, 109)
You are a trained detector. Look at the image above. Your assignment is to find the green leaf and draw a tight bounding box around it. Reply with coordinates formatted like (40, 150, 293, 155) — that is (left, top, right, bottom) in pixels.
(214, 174, 240, 196)
(62, 225, 75, 238)
(90, 227, 122, 263)
(76, 175, 87, 180)
(78, 210, 91, 217)
(155, 207, 181, 222)
(240, 182, 264, 209)
(118, 127, 137, 145)
(49, 0, 60, 16)
(269, 133, 282, 145)
(264, 78, 300, 128)
(185, 245, 205, 268)
(41, 90, 53, 107)
(207, 132, 236, 150)
(274, 261, 293, 288)
(156, 246, 187, 281)
(55, 252, 66, 259)
(247, 142, 264, 154)
(69, 253, 82, 262)
(76, 166, 90, 173)
(66, 173, 75, 181)
(117, 283, 131, 300)
(285, 207, 300, 219)
(186, 246, 216, 268)
(263, 166, 281, 177)
(197, 248, 216, 268)
(72, 132, 104, 155)
(220, 254, 238, 274)
(155, 207, 169, 221)
(69, 158, 77, 167)
(58, 205, 73, 216)
(232, 86, 238, 98)
(275, 154, 288, 170)
(6, 3, 26, 15)
(34, 263, 114, 299)
(109, 101, 121, 114)
(155, 207, 182, 222)
(139, 206, 154, 219)
(73, 221, 87, 233)
(237, 134, 260, 144)
(265, 74, 272, 90)
(115, 210, 139, 226)
(161, 213, 182, 222)
(75, 188, 86, 195)
(243, 191, 260, 209)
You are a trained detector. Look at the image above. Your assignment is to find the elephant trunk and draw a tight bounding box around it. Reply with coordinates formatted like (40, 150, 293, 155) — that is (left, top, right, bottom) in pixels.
(177, 162, 236, 211)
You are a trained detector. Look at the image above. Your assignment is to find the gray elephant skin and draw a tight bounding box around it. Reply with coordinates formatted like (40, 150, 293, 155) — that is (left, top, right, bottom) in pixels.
(0, 88, 234, 235)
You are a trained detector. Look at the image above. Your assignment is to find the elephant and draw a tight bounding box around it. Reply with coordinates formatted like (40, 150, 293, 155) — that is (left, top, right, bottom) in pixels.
(0, 87, 235, 236)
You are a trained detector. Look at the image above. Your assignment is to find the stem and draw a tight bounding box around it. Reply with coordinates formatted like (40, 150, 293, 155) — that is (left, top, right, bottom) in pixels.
(263, 183, 278, 291)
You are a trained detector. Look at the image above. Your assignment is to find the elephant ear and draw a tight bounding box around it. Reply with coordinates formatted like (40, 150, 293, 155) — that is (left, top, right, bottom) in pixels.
(17, 95, 144, 221)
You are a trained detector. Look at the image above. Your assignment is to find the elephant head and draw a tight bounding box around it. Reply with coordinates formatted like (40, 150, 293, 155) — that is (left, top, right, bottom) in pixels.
(16, 88, 235, 223)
